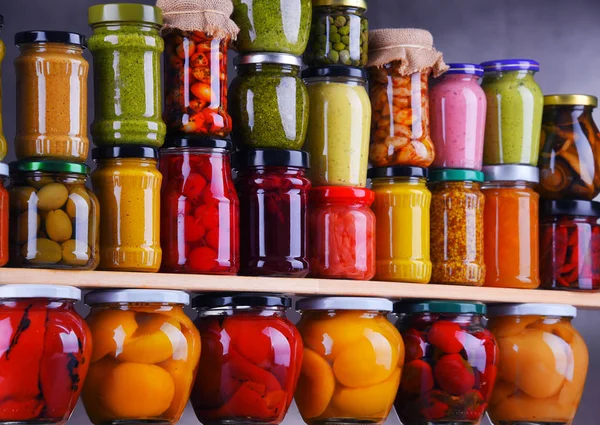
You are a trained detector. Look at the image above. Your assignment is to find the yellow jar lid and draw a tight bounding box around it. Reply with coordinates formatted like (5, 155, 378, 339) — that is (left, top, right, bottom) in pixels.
(313, 0, 367, 10)
(544, 94, 598, 107)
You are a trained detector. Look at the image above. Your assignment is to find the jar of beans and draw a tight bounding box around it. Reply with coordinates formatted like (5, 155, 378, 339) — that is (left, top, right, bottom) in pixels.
(429, 169, 485, 286)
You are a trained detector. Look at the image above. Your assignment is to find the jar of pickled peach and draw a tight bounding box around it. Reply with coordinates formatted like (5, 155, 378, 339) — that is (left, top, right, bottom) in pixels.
(394, 300, 498, 425)
(295, 297, 403, 425)
(191, 294, 303, 425)
(487, 304, 588, 425)
(82, 289, 201, 425)
(0, 163, 7, 267)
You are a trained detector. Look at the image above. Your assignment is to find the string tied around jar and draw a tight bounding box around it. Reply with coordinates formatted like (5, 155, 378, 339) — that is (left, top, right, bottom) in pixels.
(157, 0, 239, 40)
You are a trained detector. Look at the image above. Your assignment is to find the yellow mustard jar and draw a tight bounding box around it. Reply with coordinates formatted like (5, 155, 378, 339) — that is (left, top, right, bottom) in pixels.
(368, 166, 432, 283)
(91, 146, 162, 272)
(0, 16, 7, 160)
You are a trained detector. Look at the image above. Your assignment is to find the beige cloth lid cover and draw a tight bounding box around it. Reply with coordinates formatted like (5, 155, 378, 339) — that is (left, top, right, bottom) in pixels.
(157, 0, 239, 39)
(368, 28, 448, 77)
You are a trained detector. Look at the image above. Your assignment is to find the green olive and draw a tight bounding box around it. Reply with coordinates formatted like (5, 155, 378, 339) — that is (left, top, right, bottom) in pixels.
(17, 211, 40, 244)
(10, 187, 37, 212)
(66, 186, 91, 219)
(46, 210, 73, 242)
(61, 239, 90, 266)
(21, 238, 62, 264)
(37, 183, 69, 211)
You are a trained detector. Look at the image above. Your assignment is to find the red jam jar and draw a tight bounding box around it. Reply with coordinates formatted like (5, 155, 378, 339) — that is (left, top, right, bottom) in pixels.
(235, 149, 311, 277)
(393, 301, 499, 425)
(191, 293, 303, 425)
(0, 163, 7, 267)
(160, 137, 239, 274)
(540, 200, 600, 291)
(0, 284, 91, 424)
(308, 187, 376, 280)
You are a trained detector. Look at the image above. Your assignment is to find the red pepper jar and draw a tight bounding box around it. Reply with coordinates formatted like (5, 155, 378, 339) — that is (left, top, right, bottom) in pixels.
(393, 301, 499, 425)
(0, 163, 7, 267)
(308, 187, 376, 280)
(160, 137, 239, 275)
(235, 149, 311, 277)
(0, 284, 91, 424)
(191, 293, 303, 425)
(540, 200, 600, 291)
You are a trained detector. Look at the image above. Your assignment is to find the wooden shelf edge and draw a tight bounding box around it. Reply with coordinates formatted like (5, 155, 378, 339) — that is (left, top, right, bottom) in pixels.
(0, 268, 599, 309)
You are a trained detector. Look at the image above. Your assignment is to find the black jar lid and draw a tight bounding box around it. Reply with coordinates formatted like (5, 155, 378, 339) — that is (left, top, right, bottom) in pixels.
(367, 166, 428, 179)
(10, 160, 89, 175)
(234, 149, 310, 169)
(163, 137, 232, 150)
(15, 30, 87, 48)
(540, 200, 600, 218)
(302, 66, 368, 81)
(394, 300, 486, 315)
(192, 293, 292, 309)
(92, 146, 159, 160)
(0, 15, 4, 27)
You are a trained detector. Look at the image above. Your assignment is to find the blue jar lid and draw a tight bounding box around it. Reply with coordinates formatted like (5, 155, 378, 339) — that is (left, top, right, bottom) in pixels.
(481, 59, 540, 72)
(445, 63, 483, 76)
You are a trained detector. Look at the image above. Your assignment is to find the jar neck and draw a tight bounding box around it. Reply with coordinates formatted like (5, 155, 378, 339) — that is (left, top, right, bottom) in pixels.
(371, 176, 427, 186)
(12, 172, 87, 185)
(1, 299, 76, 310)
(438, 73, 481, 83)
(542, 215, 599, 225)
(483, 69, 536, 82)
(198, 306, 287, 318)
(482, 181, 537, 189)
(306, 76, 367, 87)
(238, 63, 300, 76)
(161, 147, 230, 157)
(96, 158, 158, 168)
(18, 42, 84, 55)
(240, 166, 306, 177)
(318, 5, 366, 14)
(91, 22, 162, 32)
(405, 312, 482, 326)
(430, 181, 481, 190)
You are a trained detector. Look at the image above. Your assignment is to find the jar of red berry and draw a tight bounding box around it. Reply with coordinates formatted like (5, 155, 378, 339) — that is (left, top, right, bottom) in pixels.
(540, 200, 600, 291)
(308, 186, 375, 280)
(393, 300, 498, 425)
(160, 137, 239, 275)
(235, 149, 311, 277)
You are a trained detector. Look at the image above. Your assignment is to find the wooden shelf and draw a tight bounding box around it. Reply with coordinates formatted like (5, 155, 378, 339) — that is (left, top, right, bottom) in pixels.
(0, 268, 599, 309)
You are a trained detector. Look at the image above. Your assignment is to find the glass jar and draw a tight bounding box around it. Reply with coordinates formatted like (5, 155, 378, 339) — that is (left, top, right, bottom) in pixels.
(88, 4, 166, 147)
(487, 304, 588, 425)
(91, 146, 162, 272)
(303, 67, 370, 187)
(8, 161, 99, 270)
(0, 285, 91, 425)
(83, 290, 201, 425)
(14, 31, 89, 162)
(431, 64, 486, 170)
(481, 59, 544, 166)
(540, 200, 600, 291)
(163, 29, 232, 138)
(308, 187, 375, 280)
(304, 0, 368, 66)
(295, 297, 403, 425)
(482, 165, 540, 289)
(394, 301, 498, 425)
(0, 16, 7, 161)
(191, 294, 302, 425)
(368, 166, 431, 283)
(229, 54, 309, 150)
(0, 163, 7, 267)
(539, 95, 600, 199)
(429, 169, 485, 286)
(160, 138, 239, 275)
(235, 149, 311, 277)
(369, 66, 434, 167)
(232, 0, 311, 55)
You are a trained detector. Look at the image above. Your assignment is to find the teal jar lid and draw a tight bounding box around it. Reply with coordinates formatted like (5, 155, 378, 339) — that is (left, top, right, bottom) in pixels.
(394, 300, 486, 315)
(11, 160, 90, 175)
(429, 169, 484, 183)
(89, 4, 163, 26)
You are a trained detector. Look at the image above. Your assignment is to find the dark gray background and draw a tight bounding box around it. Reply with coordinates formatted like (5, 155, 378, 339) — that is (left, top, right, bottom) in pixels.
(1, 0, 600, 424)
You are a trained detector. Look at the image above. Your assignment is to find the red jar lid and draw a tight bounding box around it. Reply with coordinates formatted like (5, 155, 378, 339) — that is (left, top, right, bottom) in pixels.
(310, 186, 374, 206)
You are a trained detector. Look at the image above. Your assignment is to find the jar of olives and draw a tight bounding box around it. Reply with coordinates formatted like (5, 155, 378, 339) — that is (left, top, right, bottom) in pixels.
(8, 161, 99, 269)
(304, 0, 368, 66)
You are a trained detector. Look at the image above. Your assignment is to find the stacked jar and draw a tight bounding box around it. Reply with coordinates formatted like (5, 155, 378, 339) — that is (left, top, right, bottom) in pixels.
(229, 0, 313, 277)
(0, 18, 6, 268)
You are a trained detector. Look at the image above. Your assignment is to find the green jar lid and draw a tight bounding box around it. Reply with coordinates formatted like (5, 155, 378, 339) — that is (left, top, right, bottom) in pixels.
(89, 4, 163, 26)
(394, 300, 486, 315)
(11, 160, 90, 175)
(429, 169, 484, 183)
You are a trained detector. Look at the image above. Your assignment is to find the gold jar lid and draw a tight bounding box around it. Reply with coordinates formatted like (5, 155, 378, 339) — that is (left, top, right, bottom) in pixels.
(544, 94, 598, 107)
(313, 0, 368, 10)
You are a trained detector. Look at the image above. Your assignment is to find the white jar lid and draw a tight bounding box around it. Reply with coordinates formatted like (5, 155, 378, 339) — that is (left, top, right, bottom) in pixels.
(487, 303, 577, 318)
(296, 296, 393, 312)
(0, 284, 81, 301)
(85, 289, 190, 306)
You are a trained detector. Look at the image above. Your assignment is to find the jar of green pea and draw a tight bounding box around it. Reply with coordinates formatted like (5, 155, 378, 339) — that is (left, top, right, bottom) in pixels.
(304, 0, 368, 67)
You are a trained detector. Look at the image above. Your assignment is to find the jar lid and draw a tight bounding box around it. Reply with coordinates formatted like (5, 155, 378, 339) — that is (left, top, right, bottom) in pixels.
(444, 63, 483, 76)
(234, 149, 310, 169)
(481, 59, 540, 72)
(192, 293, 292, 309)
(0, 163, 8, 177)
(544, 94, 598, 107)
(429, 169, 484, 183)
(234, 53, 304, 68)
(367, 166, 428, 179)
(92, 146, 159, 160)
(312, 0, 367, 9)
(0, 16, 4, 27)
(85, 289, 190, 306)
(89, 4, 163, 26)
(163, 137, 232, 150)
(302, 66, 368, 81)
(394, 300, 486, 315)
(15, 30, 87, 48)
(296, 297, 393, 312)
(482, 165, 540, 183)
(10, 160, 90, 175)
(0, 284, 81, 301)
(487, 303, 576, 318)
(540, 200, 600, 218)
(310, 187, 374, 205)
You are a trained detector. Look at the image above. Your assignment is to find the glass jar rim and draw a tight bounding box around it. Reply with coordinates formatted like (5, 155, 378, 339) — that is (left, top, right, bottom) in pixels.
(193, 293, 291, 309)
(444, 63, 483, 77)
(313, 0, 367, 9)
(296, 297, 392, 312)
(0, 284, 81, 301)
(487, 303, 576, 318)
(481, 59, 539, 72)
(394, 300, 486, 315)
(85, 289, 189, 306)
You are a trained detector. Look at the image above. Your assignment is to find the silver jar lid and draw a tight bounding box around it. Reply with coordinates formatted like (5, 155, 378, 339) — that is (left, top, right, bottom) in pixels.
(482, 165, 540, 183)
(85, 289, 190, 305)
(0, 284, 81, 301)
(234, 53, 304, 68)
(0, 163, 8, 177)
(296, 296, 393, 312)
(487, 303, 576, 318)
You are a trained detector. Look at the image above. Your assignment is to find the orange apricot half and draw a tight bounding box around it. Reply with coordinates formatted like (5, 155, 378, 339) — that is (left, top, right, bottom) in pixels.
(87, 310, 138, 362)
(295, 348, 336, 419)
